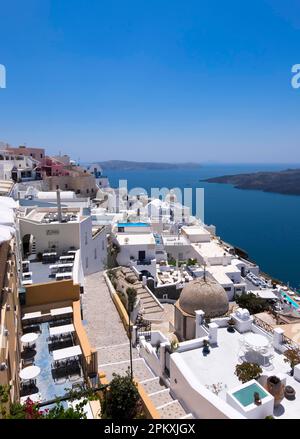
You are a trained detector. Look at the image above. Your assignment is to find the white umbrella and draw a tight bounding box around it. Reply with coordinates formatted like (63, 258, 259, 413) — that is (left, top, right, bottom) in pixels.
(0, 225, 12, 243)
(0, 197, 17, 208)
(0, 207, 14, 226)
(19, 366, 41, 380)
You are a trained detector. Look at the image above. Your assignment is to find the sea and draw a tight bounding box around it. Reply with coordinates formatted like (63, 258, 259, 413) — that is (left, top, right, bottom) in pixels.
(104, 163, 300, 289)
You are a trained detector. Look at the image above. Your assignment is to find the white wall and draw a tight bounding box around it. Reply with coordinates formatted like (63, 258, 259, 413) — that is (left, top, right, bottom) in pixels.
(170, 353, 245, 419)
(79, 217, 107, 275)
(19, 218, 80, 255)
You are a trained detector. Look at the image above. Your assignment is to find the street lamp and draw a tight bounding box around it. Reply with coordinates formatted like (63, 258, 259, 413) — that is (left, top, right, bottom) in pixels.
(127, 288, 136, 381)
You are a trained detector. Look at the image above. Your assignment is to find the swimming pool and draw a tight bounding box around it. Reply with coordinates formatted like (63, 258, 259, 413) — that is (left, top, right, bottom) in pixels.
(117, 222, 149, 227)
(281, 291, 300, 309)
(232, 383, 268, 407)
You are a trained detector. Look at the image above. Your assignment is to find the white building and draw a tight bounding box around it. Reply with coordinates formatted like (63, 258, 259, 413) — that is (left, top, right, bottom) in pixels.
(113, 222, 157, 277)
(18, 206, 107, 275)
(0, 150, 41, 182)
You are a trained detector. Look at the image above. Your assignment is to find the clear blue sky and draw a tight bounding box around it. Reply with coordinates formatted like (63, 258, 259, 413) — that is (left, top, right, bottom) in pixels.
(1, 0, 300, 163)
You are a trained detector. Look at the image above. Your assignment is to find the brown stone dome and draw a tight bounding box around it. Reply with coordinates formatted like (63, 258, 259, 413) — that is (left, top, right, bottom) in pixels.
(178, 277, 229, 317)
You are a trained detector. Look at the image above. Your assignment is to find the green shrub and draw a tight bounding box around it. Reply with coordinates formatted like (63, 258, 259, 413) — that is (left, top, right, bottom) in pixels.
(235, 362, 262, 384)
(103, 370, 140, 419)
(236, 292, 269, 314)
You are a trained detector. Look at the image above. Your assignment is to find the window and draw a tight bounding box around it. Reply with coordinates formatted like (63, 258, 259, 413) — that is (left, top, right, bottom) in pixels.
(94, 248, 97, 259)
(85, 257, 88, 269)
(87, 189, 89, 194)
(163, 294, 168, 300)
(65, 184, 68, 189)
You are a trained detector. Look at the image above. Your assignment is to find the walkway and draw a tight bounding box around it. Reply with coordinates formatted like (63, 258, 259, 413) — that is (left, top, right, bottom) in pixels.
(82, 271, 193, 419)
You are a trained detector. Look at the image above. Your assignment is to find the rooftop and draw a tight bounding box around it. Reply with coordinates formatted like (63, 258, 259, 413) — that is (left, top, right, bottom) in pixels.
(192, 241, 231, 259)
(115, 233, 155, 246)
(26, 209, 79, 224)
(176, 327, 300, 418)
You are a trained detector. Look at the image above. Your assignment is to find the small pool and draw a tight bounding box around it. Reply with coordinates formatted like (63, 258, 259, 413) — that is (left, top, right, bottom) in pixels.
(232, 383, 268, 407)
(117, 222, 149, 227)
(281, 291, 299, 309)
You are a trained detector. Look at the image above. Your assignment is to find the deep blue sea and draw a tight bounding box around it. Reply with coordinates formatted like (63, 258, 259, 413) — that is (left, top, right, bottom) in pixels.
(105, 164, 300, 288)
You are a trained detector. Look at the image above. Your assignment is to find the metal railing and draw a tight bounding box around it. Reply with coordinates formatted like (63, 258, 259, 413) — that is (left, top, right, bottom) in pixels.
(253, 316, 274, 335)
(282, 334, 300, 352)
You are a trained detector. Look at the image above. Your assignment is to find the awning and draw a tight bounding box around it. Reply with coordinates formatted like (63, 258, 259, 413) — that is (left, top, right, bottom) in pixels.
(256, 290, 277, 300)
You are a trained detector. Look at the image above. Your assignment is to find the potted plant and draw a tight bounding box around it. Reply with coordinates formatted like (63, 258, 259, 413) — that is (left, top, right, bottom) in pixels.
(253, 391, 262, 406)
(171, 339, 179, 352)
(203, 339, 210, 354)
(227, 317, 235, 333)
(284, 348, 300, 376)
(265, 375, 285, 407)
(235, 362, 262, 383)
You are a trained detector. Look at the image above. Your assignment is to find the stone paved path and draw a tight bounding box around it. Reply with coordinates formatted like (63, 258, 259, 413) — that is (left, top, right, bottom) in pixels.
(82, 271, 193, 419)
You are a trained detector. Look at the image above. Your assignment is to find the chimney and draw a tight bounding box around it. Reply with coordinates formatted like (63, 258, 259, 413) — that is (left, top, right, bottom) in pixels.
(56, 186, 62, 222)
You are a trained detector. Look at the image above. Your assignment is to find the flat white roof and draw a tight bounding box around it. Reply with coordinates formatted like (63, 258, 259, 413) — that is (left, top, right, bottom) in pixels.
(207, 266, 233, 285)
(181, 225, 210, 235)
(193, 241, 230, 258)
(116, 233, 155, 246)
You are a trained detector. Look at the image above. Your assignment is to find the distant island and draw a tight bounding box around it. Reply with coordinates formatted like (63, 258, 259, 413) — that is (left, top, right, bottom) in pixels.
(202, 168, 300, 195)
(97, 160, 201, 171)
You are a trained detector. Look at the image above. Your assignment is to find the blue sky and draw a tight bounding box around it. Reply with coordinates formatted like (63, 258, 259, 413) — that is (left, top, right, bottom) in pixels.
(0, 0, 300, 163)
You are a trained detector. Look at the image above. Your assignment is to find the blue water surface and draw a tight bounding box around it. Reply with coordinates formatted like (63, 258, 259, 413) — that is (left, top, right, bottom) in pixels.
(105, 163, 300, 287)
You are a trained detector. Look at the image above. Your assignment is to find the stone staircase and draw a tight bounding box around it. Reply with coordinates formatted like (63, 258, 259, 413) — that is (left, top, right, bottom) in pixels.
(134, 283, 164, 321)
(140, 376, 194, 419)
(97, 346, 193, 419)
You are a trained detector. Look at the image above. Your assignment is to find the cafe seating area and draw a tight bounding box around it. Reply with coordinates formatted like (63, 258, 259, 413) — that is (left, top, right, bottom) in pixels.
(19, 305, 84, 402)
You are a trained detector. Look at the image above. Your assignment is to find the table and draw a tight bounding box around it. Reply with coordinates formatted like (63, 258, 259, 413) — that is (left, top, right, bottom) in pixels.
(67, 250, 77, 255)
(22, 280, 33, 286)
(22, 311, 41, 321)
(49, 324, 75, 337)
(21, 333, 39, 344)
(59, 255, 74, 261)
(53, 345, 82, 361)
(50, 306, 73, 317)
(55, 272, 72, 280)
(244, 333, 270, 350)
(50, 263, 73, 269)
(19, 365, 41, 381)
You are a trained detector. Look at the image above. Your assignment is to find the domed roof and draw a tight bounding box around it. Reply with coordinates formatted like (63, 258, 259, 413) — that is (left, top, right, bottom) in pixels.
(178, 277, 229, 317)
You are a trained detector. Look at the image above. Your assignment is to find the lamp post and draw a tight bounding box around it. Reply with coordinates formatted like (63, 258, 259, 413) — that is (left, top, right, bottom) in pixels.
(128, 303, 133, 381)
(127, 288, 136, 381)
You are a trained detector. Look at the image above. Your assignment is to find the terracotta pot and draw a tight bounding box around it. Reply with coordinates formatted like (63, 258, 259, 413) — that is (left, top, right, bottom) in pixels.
(266, 376, 285, 407)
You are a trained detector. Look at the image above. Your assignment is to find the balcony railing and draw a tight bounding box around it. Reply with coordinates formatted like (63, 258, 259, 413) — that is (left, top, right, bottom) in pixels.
(282, 334, 300, 352)
(253, 316, 274, 335)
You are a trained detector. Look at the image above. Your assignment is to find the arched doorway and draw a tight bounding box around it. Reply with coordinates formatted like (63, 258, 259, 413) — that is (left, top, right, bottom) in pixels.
(22, 234, 35, 257)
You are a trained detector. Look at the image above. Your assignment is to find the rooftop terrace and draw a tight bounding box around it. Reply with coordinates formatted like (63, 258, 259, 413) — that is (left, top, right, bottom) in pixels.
(176, 327, 300, 419)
